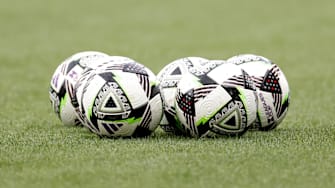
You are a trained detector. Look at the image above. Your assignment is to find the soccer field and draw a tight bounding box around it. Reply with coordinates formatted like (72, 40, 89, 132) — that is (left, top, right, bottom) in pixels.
(1, 0, 334, 187)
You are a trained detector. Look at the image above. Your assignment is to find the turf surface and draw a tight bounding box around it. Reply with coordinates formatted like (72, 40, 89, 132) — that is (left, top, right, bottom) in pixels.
(0, 0, 334, 188)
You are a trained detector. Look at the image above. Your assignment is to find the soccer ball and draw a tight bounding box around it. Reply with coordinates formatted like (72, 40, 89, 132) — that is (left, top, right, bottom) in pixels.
(67, 55, 138, 124)
(156, 57, 211, 134)
(74, 58, 163, 137)
(49, 51, 109, 126)
(175, 62, 258, 137)
(227, 54, 290, 131)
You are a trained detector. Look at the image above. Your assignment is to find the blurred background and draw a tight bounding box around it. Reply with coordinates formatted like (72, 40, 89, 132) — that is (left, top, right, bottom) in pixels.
(1, 0, 334, 125)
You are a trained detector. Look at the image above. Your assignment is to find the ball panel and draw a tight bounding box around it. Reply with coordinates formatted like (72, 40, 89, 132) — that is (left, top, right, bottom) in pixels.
(112, 71, 149, 109)
(50, 63, 67, 93)
(194, 85, 232, 125)
(147, 94, 163, 131)
(226, 54, 272, 66)
(97, 119, 139, 137)
(174, 62, 257, 138)
(59, 93, 81, 126)
(236, 87, 257, 126)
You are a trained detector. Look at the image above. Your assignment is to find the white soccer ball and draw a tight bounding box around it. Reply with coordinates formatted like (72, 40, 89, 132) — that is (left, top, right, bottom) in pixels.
(67, 55, 138, 124)
(227, 54, 290, 131)
(175, 62, 258, 137)
(49, 51, 109, 126)
(74, 58, 163, 137)
(156, 57, 215, 134)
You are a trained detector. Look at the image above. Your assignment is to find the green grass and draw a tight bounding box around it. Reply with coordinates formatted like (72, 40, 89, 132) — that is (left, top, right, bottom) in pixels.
(1, 0, 335, 187)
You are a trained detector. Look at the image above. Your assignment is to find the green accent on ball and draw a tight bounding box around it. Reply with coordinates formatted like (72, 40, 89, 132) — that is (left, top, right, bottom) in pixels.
(191, 75, 203, 87)
(150, 80, 156, 86)
(106, 117, 142, 125)
(88, 99, 95, 119)
(195, 107, 221, 127)
(174, 116, 183, 130)
(59, 94, 67, 114)
(196, 116, 210, 127)
(283, 92, 289, 105)
(237, 87, 248, 113)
